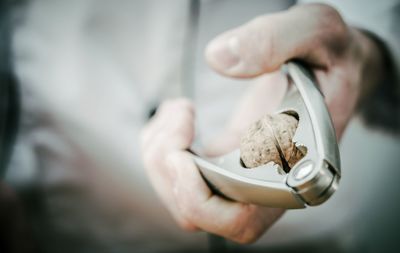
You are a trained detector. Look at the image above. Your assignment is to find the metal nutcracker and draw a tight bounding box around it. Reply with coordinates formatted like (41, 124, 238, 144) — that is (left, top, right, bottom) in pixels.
(190, 62, 341, 208)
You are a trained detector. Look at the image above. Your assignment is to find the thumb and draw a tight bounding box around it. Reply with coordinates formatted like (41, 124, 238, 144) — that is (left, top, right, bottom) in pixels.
(205, 4, 347, 78)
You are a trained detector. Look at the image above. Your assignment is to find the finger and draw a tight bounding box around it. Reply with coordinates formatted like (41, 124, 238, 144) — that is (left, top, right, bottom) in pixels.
(144, 151, 198, 232)
(142, 98, 195, 177)
(205, 4, 348, 78)
(168, 151, 284, 243)
(141, 98, 193, 147)
(140, 100, 173, 148)
(142, 113, 194, 173)
(140, 99, 197, 231)
(141, 98, 194, 151)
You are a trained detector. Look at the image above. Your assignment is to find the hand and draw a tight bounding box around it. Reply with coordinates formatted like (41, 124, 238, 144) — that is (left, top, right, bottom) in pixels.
(141, 3, 385, 244)
(206, 3, 384, 139)
(140, 99, 283, 243)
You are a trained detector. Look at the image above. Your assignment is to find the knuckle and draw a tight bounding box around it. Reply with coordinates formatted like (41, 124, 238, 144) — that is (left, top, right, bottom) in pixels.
(177, 101, 195, 116)
(173, 132, 192, 149)
(169, 114, 194, 138)
(232, 227, 262, 244)
(175, 196, 200, 230)
(304, 4, 349, 55)
(229, 205, 263, 244)
(175, 109, 194, 125)
(179, 203, 197, 224)
(318, 5, 347, 37)
(175, 118, 193, 135)
(166, 126, 191, 147)
(319, 4, 342, 21)
(177, 217, 198, 232)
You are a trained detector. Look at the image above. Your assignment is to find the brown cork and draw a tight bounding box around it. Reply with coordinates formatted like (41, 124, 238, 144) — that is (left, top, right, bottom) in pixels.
(240, 113, 305, 171)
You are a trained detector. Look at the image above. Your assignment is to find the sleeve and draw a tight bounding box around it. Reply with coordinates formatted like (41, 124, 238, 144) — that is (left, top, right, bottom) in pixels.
(0, 0, 20, 177)
(300, 0, 400, 133)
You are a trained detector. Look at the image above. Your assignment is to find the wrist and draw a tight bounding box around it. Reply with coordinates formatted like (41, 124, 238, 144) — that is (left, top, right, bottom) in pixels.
(352, 28, 400, 132)
(351, 28, 386, 108)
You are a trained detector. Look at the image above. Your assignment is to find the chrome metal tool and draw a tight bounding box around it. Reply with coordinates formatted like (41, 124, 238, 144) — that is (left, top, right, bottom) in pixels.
(191, 62, 341, 209)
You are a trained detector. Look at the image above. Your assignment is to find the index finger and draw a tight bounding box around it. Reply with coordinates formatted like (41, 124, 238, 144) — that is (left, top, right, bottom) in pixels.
(168, 151, 284, 243)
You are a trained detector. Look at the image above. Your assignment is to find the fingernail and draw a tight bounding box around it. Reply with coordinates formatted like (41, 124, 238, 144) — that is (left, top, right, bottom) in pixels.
(207, 36, 240, 70)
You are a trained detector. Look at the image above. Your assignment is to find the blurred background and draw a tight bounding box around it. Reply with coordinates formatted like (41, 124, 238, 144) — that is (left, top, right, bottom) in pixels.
(1, 0, 400, 252)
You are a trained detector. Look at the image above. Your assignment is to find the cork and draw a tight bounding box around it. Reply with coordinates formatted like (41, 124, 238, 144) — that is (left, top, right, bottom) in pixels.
(240, 113, 305, 171)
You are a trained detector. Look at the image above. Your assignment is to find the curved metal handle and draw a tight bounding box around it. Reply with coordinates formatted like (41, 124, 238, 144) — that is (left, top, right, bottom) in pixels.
(282, 62, 341, 205)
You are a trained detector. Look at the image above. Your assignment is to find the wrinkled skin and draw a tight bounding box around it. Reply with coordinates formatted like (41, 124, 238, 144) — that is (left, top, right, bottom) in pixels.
(141, 4, 384, 243)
